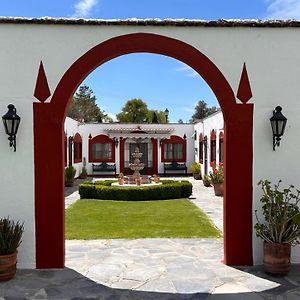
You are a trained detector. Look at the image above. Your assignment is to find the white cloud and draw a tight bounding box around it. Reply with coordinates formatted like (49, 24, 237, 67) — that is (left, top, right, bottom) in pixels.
(265, 0, 300, 19)
(174, 64, 198, 78)
(72, 0, 98, 18)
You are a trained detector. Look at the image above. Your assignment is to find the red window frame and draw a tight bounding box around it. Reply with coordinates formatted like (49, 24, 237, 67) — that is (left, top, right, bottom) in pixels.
(161, 135, 186, 162)
(89, 134, 115, 162)
(210, 129, 216, 164)
(199, 133, 204, 163)
(64, 133, 67, 166)
(219, 131, 224, 163)
(73, 133, 82, 163)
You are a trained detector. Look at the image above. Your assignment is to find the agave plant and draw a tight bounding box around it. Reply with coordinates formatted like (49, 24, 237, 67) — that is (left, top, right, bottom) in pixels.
(0, 217, 24, 255)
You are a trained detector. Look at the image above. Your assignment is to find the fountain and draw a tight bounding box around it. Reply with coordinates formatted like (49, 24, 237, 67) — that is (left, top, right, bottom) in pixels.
(112, 145, 160, 186)
(129, 147, 145, 182)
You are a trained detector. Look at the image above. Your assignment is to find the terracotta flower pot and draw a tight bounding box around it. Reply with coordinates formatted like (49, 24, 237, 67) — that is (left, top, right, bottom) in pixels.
(213, 183, 223, 196)
(0, 252, 17, 281)
(118, 179, 124, 185)
(193, 173, 201, 180)
(263, 242, 291, 276)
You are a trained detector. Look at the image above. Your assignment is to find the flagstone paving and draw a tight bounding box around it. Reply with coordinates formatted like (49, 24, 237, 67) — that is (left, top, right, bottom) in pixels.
(2, 177, 300, 298)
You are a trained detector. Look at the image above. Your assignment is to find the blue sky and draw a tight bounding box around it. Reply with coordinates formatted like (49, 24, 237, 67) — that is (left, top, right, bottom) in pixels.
(2, 0, 300, 122)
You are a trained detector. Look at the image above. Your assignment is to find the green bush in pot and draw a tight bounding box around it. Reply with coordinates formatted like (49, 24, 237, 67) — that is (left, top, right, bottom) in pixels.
(190, 162, 201, 180)
(255, 179, 300, 275)
(65, 166, 76, 187)
(0, 217, 24, 281)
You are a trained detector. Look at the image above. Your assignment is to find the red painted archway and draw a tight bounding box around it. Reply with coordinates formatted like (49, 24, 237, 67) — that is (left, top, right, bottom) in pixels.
(33, 32, 253, 268)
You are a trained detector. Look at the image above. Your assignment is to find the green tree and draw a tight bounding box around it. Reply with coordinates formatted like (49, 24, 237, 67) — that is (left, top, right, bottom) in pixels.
(68, 84, 109, 122)
(191, 100, 218, 122)
(148, 110, 168, 123)
(178, 118, 184, 124)
(116, 98, 168, 123)
(151, 111, 158, 123)
(116, 99, 149, 123)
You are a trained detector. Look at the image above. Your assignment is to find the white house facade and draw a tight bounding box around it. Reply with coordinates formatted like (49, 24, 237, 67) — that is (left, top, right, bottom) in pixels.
(65, 112, 224, 178)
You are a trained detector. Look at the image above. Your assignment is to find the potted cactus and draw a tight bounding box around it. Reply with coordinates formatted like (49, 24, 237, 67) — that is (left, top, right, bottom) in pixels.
(0, 217, 24, 281)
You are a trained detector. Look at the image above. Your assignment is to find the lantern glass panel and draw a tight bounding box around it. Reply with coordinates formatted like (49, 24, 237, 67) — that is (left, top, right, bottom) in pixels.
(4, 119, 14, 135)
(2, 119, 8, 135)
(12, 118, 20, 135)
(277, 121, 285, 136)
(270, 119, 277, 135)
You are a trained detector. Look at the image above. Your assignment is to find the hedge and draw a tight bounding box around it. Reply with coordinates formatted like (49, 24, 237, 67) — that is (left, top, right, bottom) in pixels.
(78, 180, 192, 201)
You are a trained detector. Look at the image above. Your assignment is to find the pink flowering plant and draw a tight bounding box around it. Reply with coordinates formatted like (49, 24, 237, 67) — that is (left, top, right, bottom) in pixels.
(209, 162, 224, 184)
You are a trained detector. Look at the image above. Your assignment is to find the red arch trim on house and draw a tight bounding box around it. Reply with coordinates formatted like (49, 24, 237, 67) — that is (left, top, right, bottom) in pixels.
(210, 129, 217, 141)
(161, 135, 187, 163)
(33, 32, 253, 268)
(88, 134, 115, 163)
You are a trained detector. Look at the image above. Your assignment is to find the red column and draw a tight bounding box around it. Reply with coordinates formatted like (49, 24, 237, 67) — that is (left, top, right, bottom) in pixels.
(119, 138, 125, 173)
(34, 103, 64, 268)
(152, 138, 158, 174)
(223, 104, 253, 266)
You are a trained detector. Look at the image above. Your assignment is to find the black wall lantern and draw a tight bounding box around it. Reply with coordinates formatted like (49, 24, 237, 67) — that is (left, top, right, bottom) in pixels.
(270, 106, 287, 151)
(2, 104, 21, 152)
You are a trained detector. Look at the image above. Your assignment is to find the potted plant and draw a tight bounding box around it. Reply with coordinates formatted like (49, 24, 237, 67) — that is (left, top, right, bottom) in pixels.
(203, 174, 211, 187)
(0, 217, 24, 281)
(79, 157, 88, 179)
(65, 166, 76, 187)
(190, 162, 201, 180)
(79, 166, 88, 179)
(209, 163, 224, 196)
(255, 179, 300, 276)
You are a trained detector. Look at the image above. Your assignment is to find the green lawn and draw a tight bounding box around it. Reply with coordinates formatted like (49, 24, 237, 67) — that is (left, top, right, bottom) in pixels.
(65, 199, 222, 239)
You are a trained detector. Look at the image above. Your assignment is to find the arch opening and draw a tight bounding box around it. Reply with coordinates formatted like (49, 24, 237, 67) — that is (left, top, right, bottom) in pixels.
(33, 32, 253, 268)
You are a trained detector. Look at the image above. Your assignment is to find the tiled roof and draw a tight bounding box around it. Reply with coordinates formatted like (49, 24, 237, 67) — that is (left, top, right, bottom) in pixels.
(1, 17, 300, 27)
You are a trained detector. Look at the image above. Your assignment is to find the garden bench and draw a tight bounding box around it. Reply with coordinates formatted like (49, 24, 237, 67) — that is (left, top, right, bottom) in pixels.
(163, 162, 187, 176)
(92, 162, 116, 176)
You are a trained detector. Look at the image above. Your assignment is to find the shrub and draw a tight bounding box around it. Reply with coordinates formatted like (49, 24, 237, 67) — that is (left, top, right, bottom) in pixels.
(79, 180, 193, 201)
(65, 166, 76, 187)
(0, 217, 24, 255)
(190, 162, 201, 174)
(203, 174, 211, 187)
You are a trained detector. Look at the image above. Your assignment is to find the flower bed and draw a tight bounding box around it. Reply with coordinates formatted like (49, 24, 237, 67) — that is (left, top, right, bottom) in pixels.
(78, 180, 192, 201)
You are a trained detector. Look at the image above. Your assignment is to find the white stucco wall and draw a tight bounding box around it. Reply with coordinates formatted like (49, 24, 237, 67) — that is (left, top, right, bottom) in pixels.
(64, 117, 83, 176)
(194, 111, 224, 175)
(1, 20, 300, 267)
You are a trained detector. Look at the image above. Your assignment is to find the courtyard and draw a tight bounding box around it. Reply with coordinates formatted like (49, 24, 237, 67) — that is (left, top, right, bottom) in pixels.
(1, 177, 300, 298)
(65, 177, 299, 297)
